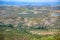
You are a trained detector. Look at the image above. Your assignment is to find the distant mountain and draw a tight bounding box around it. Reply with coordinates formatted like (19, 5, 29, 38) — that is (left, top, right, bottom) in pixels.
(0, 1, 60, 6)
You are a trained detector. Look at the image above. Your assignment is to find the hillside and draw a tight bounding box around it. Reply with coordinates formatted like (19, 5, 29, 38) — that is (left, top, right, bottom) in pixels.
(0, 5, 60, 40)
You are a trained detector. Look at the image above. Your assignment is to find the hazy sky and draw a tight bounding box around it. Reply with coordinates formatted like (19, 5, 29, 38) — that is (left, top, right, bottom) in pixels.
(1, 0, 60, 2)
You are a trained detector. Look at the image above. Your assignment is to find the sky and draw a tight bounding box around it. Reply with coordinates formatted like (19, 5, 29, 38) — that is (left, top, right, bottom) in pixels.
(0, 0, 60, 2)
(0, 0, 60, 6)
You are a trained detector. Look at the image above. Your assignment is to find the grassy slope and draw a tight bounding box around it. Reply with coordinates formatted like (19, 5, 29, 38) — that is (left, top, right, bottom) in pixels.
(0, 28, 60, 40)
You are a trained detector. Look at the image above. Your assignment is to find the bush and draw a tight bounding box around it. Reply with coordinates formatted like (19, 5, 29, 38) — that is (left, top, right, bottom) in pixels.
(7, 24, 13, 28)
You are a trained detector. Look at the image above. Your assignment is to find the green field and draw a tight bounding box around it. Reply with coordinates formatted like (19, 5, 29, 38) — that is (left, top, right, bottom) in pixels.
(0, 27, 60, 40)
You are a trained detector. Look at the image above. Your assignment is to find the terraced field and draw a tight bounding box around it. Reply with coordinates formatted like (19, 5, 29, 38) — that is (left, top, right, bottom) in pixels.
(29, 30, 60, 35)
